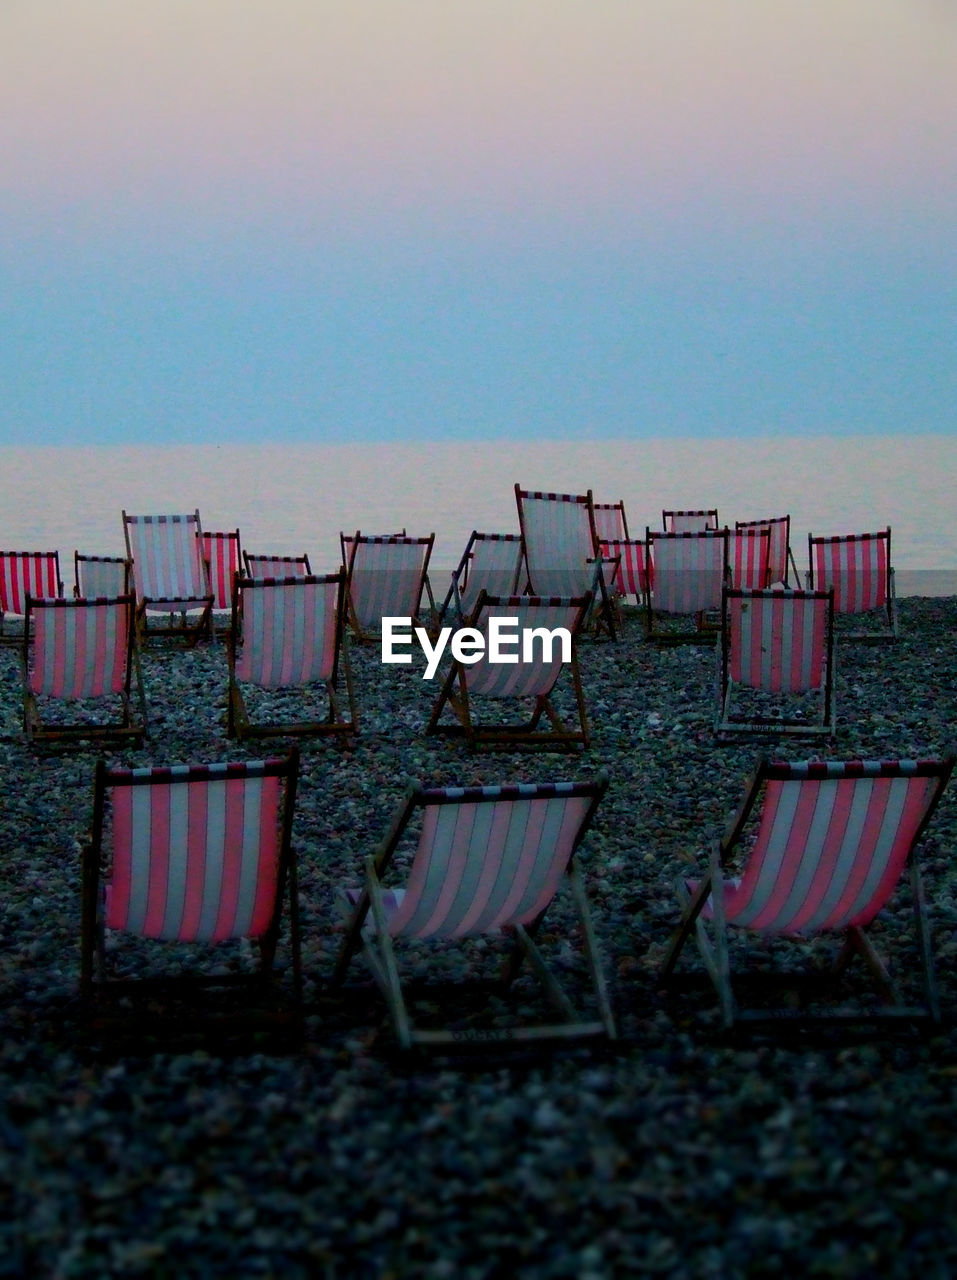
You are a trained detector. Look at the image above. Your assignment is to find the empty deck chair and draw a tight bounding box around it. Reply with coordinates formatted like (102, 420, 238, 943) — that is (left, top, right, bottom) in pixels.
(122, 510, 214, 646)
(644, 528, 729, 642)
(592, 499, 630, 543)
(726, 525, 772, 590)
(0, 550, 63, 642)
(663, 509, 719, 534)
(227, 571, 356, 741)
(437, 531, 524, 625)
(661, 756, 954, 1028)
(807, 528, 897, 640)
(343, 533, 435, 643)
(597, 538, 653, 607)
(714, 588, 835, 741)
(22, 594, 146, 745)
(201, 530, 243, 634)
(332, 775, 615, 1049)
(242, 552, 312, 579)
(736, 515, 799, 587)
(74, 553, 132, 600)
(81, 749, 302, 1015)
(427, 592, 592, 750)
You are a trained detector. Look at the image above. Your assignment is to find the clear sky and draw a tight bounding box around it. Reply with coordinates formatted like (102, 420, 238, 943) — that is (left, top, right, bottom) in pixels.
(1, 0, 955, 446)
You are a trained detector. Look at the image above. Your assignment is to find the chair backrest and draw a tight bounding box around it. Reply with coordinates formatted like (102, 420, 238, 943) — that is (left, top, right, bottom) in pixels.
(232, 573, 344, 688)
(648, 529, 728, 614)
(340, 530, 406, 566)
(722, 758, 954, 935)
(0, 551, 62, 614)
(122, 510, 210, 605)
(26, 595, 135, 699)
(598, 539, 652, 598)
(74, 553, 131, 600)
(726, 526, 772, 590)
(380, 778, 608, 939)
(515, 487, 599, 597)
(808, 529, 892, 614)
(345, 534, 434, 632)
(446, 532, 524, 620)
(460, 593, 590, 699)
(736, 515, 793, 586)
(201, 531, 242, 610)
(592, 501, 629, 542)
(242, 552, 312, 580)
(723, 588, 833, 693)
(663, 509, 719, 533)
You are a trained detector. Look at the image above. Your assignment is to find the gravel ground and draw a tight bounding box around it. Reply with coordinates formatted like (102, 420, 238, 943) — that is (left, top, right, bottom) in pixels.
(2, 597, 957, 1278)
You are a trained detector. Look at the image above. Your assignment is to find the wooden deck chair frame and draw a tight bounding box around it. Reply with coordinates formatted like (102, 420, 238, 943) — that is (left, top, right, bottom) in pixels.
(343, 532, 436, 644)
(226, 571, 357, 741)
(0, 550, 63, 644)
(807, 528, 898, 642)
(661, 756, 955, 1028)
(426, 590, 593, 751)
(22, 594, 147, 746)
(644, 528, 729, 643)
(331, 775, 616, 1050)
(725, 526, 772, 591)
(122, 510, 214, 647)
(663, 509, 719, 533)
(242, 551, 312, 579)
(714, 587, 836, 742)
(80, 748, 302, 1019)
(736, 515, 800, 587)
(436, 531, 524, 626)
(74, 552, 132, 600)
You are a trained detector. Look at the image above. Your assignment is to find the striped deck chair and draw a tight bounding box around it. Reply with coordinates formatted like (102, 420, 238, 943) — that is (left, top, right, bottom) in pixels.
(331, 775, 615, 1049)
(122, 510, 214, 647)
(714, 588, 835, 741)
(81, 749, 302, 1014)
(74, 553, 132, 600)
(592, 499, 629, 542)
(227, 571, 356, 741)
(0, 550, 63, 642)
(661, 756, 954, 1028)
(663, 509, 719, 533)
(243, 552, 312, 579)
(340, 529, 406, 565)
(343, 533, 435, 643)
(726, 525, 772, 590)
(22, 594, 146, 745)
(201, 529, 242, 635)
(807, 528, 897, 641)
(436, 531, 524, 625)
(736, 515, 799, 587)
(427, 592, 592, 750)
(644, 528, 729, 642)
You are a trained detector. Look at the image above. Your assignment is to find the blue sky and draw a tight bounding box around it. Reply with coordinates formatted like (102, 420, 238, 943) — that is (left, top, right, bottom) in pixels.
(2, 1, 955, 446)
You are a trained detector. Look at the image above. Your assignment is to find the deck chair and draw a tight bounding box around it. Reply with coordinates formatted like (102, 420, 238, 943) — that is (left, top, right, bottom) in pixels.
(437, 531, 524, 625)
(331, 775, 616, 1049)
(592, 500, 630, 542)
(243, 552, 312, 579)
(0, 550, 63, 642)
(427, 592, 592, 750)
(340, 530, 406, 565)
(663, 509, 719, 533)
(736, 516, 799, 587)
(22, 594, 146, 745)
(343, 533, 435, 643)
(726, 526, 772, 590)
(227, 571, 357, 741)
(74, 553, 132, 600)
(201, 530, 242, 635)
(81, 749, 302, 1017)
(598, 538, 653, 607)
(714, 588, 835, 741)
(807, 528, 897, 641)
(122, 510, 214, 646)
(661, 756, 954, 1028)
(644, 528, 729, 642)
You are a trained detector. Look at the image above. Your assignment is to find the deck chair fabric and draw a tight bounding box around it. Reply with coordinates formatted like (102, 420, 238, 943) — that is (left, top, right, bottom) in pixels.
(23, 594, 146, 745)
(515, 487, 600, 598)
(598, 539, 653, 603)
(726, 526, 772, 590)
(663, 509, 719, 534)
(438, 531, 524, 625)
(645, 528, 729, 642)
(122, 510, 214, 646)
(243, 552, 312, 579)
(592, 500, 629, 543)
(736, 516, 799, 587)
(81, 749, 302, 1005)
(661, 756, 954, 1028)
(427, 592, 592, 749)
(201, 530, 243, 611)
(227, 571, 356, 740)
(807, 529, 897, 640)
(343, 533, 435, 643)
(0, 551, 63, 639)
(714, 588, 835, 741)
(332, 775, 615, 1048)
(74, 553, 132, 600)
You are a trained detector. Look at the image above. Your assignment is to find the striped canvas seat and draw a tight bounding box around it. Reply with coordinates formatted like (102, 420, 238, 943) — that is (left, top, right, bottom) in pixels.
(437, 531, 524, 625)
(715, 588, 835, 740)
(81, 750, 301, 1007)
(427, 593, 592, 749)
(808, 528, 897, 640)
(74, 553, 132, 600)
(592, 499, 629, 543)
(122, 510, 214, 646)
(201, 529, 243, 611)
(663, 509, 719, 533)
(736, 515, 798, 587)
(23, 594, 146, 744)
(343, 533, 435, 643)
(726, 526, 771, 590)
(0, 550, 63, 640)
(332, 776, 615, 1049)
(227, 571, 356, 740)
(242, 552, 311, 579)
(644, 528, 729, 642)
(599, 539, 652, 601)
(661, 756, 954, 1027)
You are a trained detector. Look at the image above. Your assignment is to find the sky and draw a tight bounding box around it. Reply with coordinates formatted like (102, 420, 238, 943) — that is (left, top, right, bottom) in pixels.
(1, 0, 956, 446)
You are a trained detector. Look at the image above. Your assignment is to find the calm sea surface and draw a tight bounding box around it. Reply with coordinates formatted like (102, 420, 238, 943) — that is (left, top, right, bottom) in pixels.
(1, 435, 954, 594)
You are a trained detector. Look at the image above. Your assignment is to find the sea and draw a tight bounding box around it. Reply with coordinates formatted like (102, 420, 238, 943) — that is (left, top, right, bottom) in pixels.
(1, 434, 955, 596)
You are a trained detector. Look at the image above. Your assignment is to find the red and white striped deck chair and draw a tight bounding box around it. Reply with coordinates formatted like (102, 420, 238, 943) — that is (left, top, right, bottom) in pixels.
(227, 571, 356, 741)
(807, 528, 897, 640)
(200, 530, 242, 635)
(663, 509, 719, 534)
(726, 525, 772, 590)
(122, 510, 214, 647)
(598, 538, 653, 606)
(74, 553, 132, 600)
(715, 588, 835, 741)
(332, 775, 615, 1049)
(736, 515, 799, 587)
(644, 528, 729, 642)
(242, 552, 312, 579)
(662, 756, 954, 1028)
(343, 533, 435, 643)
(592, 500, 629, 543)
(427, 592, 592, 750)
(22, 594, 146, 745)
(437, 531, 524, 625)
(81, 749, 302, 1012)
(0, 550, 63, 642)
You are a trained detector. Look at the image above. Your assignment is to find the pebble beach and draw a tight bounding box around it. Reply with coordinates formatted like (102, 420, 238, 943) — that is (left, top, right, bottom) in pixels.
(3, 597, 957, 1278)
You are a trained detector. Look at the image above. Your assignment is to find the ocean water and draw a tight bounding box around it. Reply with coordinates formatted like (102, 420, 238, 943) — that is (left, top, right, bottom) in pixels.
(0, 434, 954, 593)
